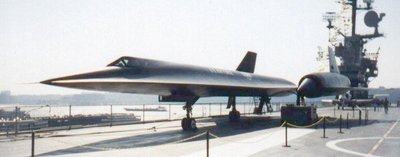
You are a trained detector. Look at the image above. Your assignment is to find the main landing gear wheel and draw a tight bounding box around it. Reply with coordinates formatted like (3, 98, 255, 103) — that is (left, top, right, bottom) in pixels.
(229, 111, 240, 122)
(181, 118, 197, 131)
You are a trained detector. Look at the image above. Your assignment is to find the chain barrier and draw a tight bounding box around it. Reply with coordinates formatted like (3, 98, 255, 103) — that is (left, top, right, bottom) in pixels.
(285, 118, 325, 128)
(279, 121, 287, 127)
(209, 132, 219, 139)
(278, 116, 341, 129)
(170, 131, 207, 144)
(39, 111, 348, 152)
(324, 117, 339, 123)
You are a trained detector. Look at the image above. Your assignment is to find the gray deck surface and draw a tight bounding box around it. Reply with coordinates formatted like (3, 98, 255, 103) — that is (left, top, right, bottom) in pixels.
(1, 107, 399, 157)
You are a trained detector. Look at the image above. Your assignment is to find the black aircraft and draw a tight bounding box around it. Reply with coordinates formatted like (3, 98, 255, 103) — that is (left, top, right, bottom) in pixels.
(296, 47, 353, 105)
(41, 52, 297, 130)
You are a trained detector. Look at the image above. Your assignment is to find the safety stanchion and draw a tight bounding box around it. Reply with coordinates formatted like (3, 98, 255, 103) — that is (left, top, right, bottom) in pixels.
(322, 117, 327, 138)
(68, 105, 71, 130)
(333, 106, 336, 117)
(31, 132, 35, 157)
(280, 117, 325, 141)
(15, 106, 18, 136)
(206, 130, 209, 157)
(283, 121, 290, 147)
(338, 115, 343, 134)
(346, 113, 349, 129)
(358, 110, 362, 125)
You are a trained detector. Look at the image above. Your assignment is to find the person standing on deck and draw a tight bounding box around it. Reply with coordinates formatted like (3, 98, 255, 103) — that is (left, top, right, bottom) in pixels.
(384, 98, 389, 114)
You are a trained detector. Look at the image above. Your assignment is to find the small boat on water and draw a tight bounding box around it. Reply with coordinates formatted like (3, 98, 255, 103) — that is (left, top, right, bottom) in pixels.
(124, 106, 167, 112)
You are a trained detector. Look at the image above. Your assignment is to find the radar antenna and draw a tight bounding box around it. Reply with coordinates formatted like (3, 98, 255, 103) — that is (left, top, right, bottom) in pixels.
(320, 0, 385, 99)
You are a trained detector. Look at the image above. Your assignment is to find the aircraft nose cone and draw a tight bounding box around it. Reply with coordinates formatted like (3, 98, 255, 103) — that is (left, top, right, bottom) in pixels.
(40, 77, 68, 86)
(40, 79, 53, 85)
(40, 67, 123, 87)
(297, 78, 318, 98)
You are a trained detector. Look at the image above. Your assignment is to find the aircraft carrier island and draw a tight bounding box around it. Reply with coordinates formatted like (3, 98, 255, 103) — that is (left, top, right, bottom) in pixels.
(1, 0, 399, 157)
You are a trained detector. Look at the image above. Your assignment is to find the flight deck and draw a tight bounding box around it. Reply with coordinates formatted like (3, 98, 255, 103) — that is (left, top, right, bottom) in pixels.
(1, 106, 399, 157)
(0, 0, 396, 156)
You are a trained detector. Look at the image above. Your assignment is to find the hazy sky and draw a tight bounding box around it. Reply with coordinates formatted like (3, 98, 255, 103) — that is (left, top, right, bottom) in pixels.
(1, 0, 399, 95)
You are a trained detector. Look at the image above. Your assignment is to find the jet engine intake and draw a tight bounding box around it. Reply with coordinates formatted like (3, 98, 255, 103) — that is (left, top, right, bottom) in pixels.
(297, 72, 351, 98)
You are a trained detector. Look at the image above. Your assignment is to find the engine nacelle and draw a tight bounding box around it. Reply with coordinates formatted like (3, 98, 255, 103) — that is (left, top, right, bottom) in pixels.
(297, 72, 351, 98)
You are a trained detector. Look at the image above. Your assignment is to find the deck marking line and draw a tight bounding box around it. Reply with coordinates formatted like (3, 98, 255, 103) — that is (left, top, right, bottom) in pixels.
(181, 128, 315, 157)
(326, 137, 380, 157)
(367, 119, 399, 156)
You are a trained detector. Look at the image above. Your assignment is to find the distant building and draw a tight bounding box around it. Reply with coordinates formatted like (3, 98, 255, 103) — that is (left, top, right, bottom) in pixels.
(0, 90, 11, 104)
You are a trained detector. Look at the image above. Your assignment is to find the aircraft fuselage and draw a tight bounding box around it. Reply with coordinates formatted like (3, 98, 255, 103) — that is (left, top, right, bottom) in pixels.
(42, 56, 296, 98)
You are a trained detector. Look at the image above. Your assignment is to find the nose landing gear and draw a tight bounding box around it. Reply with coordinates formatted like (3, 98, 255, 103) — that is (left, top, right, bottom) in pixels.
(181, 117, 197, 131)
(181, 98, 198, 131)
(229, 109, 241, 122)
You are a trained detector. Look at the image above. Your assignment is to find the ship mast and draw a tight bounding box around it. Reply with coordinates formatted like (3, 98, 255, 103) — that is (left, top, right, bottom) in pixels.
(323, 0, 385, 99)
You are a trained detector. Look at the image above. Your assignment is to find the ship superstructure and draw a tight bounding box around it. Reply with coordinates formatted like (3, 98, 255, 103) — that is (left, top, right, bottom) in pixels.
(322, 0, 385, 99)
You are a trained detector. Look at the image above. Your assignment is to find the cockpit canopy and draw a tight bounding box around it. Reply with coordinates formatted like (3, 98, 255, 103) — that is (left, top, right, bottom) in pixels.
(107, 56, 169, 68)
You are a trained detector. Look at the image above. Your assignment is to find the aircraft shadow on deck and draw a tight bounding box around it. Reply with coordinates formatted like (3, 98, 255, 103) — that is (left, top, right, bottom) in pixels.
(37, 116, 282, 156)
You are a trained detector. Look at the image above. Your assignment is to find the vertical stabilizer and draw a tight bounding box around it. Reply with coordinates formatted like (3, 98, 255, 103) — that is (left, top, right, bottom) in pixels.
(328, 47, 340, 73)
(236, 51, 257, 73)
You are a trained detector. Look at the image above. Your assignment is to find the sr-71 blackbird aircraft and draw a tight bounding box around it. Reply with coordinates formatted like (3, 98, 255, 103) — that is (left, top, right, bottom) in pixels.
(41, 52, 297, 130)
(41, 49, 361, 130)
(305, 47, 372, 109)
(296, 47, 360, 106)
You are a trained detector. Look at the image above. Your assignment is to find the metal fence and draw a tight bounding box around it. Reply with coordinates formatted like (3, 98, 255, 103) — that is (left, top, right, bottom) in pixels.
(0, 101, 311, 135)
